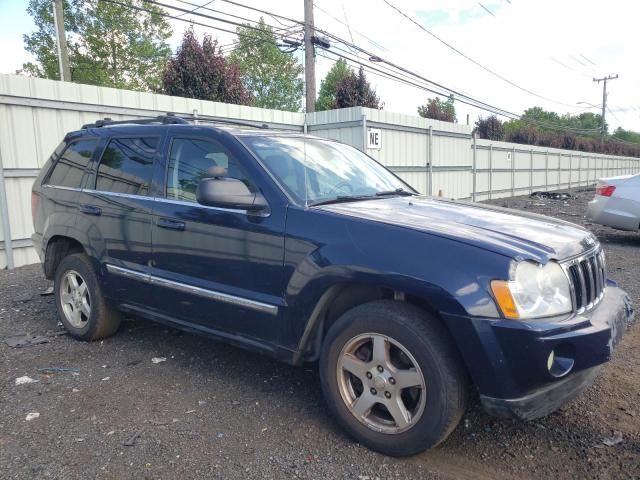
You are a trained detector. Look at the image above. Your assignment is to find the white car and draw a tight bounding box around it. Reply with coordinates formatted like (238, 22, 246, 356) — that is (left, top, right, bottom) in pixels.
(587, 174, 640, 232)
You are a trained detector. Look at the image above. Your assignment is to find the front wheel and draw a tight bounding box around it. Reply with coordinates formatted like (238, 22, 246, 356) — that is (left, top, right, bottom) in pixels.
(319, 300, 468, 456)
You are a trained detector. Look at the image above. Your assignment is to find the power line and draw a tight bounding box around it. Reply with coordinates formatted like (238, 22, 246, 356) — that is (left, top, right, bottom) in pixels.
(317, 46, 603, 134)
(103, 0, 606, 136)
(174, 0, 215, 18)
(477, 2, 495, 16)
(380, 0, 582, 109)
(99, 0, 301, 53)
(314, 3, 388, 52)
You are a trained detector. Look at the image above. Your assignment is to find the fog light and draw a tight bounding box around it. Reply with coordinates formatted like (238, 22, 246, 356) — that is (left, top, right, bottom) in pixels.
(547, 344, 575, 378)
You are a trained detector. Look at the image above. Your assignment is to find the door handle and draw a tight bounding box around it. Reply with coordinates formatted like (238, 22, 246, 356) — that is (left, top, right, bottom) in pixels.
(157, 217, 185, 231)
(79, 205, 102, 216)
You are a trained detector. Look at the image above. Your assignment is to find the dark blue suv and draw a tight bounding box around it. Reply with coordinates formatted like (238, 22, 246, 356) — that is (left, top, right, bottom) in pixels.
(31, 115, 634, 456)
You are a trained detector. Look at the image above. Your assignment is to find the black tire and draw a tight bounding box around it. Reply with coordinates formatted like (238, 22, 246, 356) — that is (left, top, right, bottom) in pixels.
(319, 300, 468, 457)
(54, 253, 121, 341)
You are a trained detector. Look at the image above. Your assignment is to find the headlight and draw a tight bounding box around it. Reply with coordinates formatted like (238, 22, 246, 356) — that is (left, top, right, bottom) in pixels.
(491, 261, 572, 319)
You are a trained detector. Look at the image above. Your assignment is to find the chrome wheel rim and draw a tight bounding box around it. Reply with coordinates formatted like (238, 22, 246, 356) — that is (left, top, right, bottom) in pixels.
(60, 270, 91, 328)
(336, 333, 426, 434)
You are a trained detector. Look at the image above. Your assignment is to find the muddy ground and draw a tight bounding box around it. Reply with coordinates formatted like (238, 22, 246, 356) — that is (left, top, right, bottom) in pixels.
(0, 188, 638, 479)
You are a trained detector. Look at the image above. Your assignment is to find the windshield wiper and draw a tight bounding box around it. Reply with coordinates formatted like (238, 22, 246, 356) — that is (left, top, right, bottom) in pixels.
(308, 195, 378, 207)
(375, 188, 416, 197)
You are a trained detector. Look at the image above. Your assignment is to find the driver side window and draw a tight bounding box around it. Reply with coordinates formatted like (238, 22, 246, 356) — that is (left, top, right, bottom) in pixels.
(166, 138, 253, 203)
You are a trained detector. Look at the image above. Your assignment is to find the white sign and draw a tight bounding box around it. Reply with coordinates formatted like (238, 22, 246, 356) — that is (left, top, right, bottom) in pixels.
(367, 128, 382, 150)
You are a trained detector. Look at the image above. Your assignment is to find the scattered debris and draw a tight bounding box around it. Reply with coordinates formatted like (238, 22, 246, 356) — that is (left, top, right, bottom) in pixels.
(123, 429, 144, 447)
(47, 330, 68, 337)
(558, 211, 582, 217)
(5, 333, 49, 348)
(41, 367, 80, 373)
(151, 357, 167, 364)
(15, 376, 38, 385)
(25, 412, 40, 421)
(530, 191, 571, 200)
(40, 286, 54, 296)
(602, 431, 623, 446)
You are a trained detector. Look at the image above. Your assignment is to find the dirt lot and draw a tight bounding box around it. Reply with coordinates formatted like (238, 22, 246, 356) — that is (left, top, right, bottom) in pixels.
(1, 188, 638, 479)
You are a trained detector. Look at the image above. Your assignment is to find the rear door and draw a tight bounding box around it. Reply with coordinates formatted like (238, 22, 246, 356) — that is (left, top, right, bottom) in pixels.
(76, 131, 162, 306)
(149, 131, 288, 344)
(37, 136, 99, 252)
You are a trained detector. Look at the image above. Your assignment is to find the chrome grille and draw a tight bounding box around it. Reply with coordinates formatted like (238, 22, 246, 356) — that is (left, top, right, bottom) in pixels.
(562, 249, 606, 313)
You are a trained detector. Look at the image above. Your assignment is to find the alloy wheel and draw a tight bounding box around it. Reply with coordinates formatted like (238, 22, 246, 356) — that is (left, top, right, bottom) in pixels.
(336, 333, 426, 434)
(60, 270, 91, 328)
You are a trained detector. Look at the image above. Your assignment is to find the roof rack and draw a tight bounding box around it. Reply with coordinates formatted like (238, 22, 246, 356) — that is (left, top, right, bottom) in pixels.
(81, 112, 270, 130)
(81, 113, 188, 129)
(189, 116, 269, 130)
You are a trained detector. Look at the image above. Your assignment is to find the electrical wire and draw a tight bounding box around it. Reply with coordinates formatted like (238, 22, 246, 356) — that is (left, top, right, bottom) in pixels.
(101, 0, 619, 137)
(380, 0, 583, 109)
(99, 0, 302, 55)
(313, 3, 388, 52)
(174, 0, 215, 18)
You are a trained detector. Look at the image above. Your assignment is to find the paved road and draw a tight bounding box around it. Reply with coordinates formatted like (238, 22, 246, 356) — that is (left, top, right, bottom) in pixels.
(1, 189, 638, 479)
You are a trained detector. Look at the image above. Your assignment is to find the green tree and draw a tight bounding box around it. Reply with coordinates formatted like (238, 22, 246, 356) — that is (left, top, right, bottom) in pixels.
(228, 17, 303, 111)
(20, 0, 172, 91)
(161, 28, 251, 105)
(474, 115, 504, 140)
(517, 107, 605, 133)
(417, 95, 456, 122)
(334, 66, 381, 109)
(316, 58, 350, 111)
(613, 127, 640, 144)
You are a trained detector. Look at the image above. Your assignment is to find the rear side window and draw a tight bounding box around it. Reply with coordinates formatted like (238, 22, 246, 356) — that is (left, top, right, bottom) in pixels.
(95, 137, 158, 195)
(46, 139, 97, 188)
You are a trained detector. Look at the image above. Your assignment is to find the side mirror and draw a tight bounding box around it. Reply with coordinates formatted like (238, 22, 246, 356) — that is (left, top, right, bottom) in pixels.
(196, 169, 268, 213)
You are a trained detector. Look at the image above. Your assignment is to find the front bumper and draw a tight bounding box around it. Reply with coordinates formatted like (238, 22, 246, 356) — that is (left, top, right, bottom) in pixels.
(444, 283, 634, 420)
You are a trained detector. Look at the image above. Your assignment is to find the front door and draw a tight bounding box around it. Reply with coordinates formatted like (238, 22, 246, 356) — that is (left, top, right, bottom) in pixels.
(149, 133, 287, 344)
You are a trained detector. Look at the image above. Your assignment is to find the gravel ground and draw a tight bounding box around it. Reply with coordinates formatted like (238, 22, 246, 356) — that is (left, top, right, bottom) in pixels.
(1, 188, 638, 480)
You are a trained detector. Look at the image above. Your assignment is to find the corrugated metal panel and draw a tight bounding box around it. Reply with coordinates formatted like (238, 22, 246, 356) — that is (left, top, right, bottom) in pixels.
(1, 74, 639, 269)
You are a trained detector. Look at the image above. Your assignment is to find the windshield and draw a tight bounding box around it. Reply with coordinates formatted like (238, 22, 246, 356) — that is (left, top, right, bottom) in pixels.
(241, 135, 413, 205)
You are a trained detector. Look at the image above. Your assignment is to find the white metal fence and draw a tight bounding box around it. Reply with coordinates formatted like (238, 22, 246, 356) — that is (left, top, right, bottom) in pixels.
(1, 73, 639, 268)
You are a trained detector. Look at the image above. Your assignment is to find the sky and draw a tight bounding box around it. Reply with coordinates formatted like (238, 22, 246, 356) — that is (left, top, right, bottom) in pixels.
(0, 0, 639, 132)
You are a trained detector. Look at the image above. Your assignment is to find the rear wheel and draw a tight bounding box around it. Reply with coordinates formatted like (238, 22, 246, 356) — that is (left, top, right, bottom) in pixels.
(54, 253, 121, 341)
(320, 300, 468, 456)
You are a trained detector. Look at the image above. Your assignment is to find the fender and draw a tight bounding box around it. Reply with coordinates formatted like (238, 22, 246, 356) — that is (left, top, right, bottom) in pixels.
(281, 207, 514, 358)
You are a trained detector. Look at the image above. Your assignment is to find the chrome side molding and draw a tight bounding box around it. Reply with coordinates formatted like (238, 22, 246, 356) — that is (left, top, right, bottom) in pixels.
(106, 264, 278, 316)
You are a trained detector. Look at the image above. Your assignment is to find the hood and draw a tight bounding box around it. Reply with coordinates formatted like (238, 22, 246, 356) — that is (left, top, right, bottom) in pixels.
(318, 196, 597, 262)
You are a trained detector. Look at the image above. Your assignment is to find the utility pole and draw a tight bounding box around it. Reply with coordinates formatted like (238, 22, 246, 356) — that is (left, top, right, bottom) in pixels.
(52, 0, 71, 82)
(303, 0, 316, 112)
(593, 74, 618, 140)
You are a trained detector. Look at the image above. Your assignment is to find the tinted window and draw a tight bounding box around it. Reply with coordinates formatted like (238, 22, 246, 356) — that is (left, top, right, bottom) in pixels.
(46, 139, 97, 188)
(167, 138, 253, 202)
(95, 137, 158, 195)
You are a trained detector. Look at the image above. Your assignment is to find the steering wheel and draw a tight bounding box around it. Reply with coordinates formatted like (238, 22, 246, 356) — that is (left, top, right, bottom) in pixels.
(325, 181, 354, 197)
